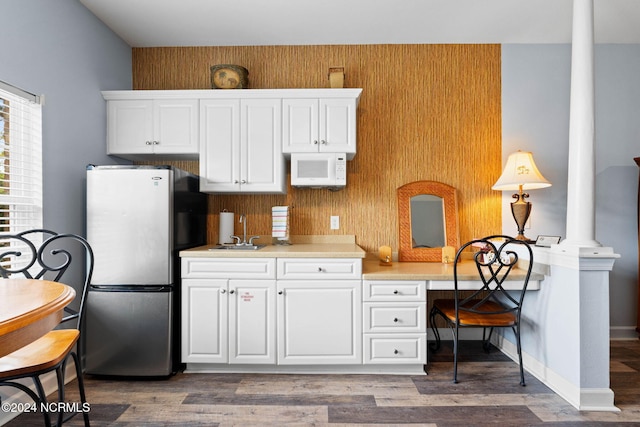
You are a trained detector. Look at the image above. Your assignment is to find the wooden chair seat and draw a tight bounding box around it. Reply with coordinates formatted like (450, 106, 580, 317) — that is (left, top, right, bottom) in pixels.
(432, 299, 517, 327)
(0, 329, 79, 378)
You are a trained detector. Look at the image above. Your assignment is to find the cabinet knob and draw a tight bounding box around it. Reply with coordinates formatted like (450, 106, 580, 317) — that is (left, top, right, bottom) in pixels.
(241, 179, 247, 184)
(221, 289, 226, 294)
(234, 180, 239, 184)
(145, 141, 153, 145)
(394, 349, 399, 355)
(229, 289, 235, 294)
(393, 290, 399, 294)
(318, 267, 324, 272)
(393, 318, 399, 323)
(313, 140, 318, 145)
(153, 140, 160, 145)
(321, 140, 327, 145)
(278, 291, 283, 295)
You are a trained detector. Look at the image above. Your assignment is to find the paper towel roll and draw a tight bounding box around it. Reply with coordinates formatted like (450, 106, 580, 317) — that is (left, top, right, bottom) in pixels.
(219, 211, 234, 244)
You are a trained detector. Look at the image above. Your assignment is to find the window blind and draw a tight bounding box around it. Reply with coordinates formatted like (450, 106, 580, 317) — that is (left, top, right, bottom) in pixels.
(0, 81, 43, 237)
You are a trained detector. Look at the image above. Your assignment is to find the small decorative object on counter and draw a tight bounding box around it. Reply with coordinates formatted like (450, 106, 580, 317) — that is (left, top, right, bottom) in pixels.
(328, 67, 345, 88)
(272, 206, 290, 245)
(210, 64, 249, 89)
(441, 246, 455, 263)
(378, 245, 393, 266)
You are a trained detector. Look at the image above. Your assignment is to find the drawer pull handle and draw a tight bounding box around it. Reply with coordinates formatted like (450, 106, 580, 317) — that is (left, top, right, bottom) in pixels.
(393, 318, 399, 323)
(394, 349, 399, 355)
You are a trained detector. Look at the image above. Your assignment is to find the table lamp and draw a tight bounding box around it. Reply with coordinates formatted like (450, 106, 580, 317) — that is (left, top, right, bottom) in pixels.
(492, 150, 551, 242)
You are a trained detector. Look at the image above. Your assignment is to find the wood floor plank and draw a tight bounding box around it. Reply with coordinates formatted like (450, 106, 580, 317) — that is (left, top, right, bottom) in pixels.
(328, 404, 543, 425)
(117, 403, 329, 426)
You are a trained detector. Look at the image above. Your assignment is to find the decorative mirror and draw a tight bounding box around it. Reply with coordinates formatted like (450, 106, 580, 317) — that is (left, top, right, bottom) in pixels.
(397, 181, 459, 262)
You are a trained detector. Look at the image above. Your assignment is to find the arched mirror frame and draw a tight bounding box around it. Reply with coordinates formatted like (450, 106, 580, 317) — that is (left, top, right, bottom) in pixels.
(397, 180, 460, 262)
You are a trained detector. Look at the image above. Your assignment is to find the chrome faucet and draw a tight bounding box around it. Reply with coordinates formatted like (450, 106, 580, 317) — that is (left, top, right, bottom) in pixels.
(231, 214, 259, 246)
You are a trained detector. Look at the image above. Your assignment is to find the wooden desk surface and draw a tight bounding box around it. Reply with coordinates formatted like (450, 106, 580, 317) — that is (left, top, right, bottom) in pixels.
(0, 279, 75, 358)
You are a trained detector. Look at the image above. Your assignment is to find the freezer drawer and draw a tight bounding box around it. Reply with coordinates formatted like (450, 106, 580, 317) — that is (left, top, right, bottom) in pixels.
(85, 287, 173, 376)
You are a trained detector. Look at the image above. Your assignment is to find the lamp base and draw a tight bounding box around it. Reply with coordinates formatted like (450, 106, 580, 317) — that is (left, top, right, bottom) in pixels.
(511, 192, 533, 243)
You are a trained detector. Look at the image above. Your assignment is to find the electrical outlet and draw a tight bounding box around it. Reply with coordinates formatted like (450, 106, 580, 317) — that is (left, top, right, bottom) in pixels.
(330, 216, 340, 230)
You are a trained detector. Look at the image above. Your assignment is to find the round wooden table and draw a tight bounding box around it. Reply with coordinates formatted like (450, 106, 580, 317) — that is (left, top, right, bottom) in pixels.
(0, 279, 75, 358)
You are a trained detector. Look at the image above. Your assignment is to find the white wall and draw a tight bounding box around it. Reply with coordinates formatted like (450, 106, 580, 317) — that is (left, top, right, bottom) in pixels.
(502, 44, 639, 332)
(1, 0, 132, 237)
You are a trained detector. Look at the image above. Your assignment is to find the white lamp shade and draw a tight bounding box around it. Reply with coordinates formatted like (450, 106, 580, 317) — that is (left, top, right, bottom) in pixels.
(492, 150, 551, 191)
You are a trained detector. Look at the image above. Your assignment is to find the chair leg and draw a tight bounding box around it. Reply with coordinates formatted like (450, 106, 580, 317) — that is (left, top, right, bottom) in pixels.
(482, 327, 495, 353)
(514, 325, 526, 386)
(55, 361, 66, 427)
(32, 375, 52, 427)
(452, 324, 459, 384)
(70, 351, 91, 426)
(0, 381, 51, 427)
(428, 307, 442, 352)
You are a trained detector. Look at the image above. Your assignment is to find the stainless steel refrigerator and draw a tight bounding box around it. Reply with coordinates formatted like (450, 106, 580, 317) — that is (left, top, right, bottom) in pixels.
(85, 165, 207, 376)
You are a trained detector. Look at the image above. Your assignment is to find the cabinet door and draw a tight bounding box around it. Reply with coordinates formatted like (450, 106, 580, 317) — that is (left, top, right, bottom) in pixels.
(241, 98, 285, 193)
(319, 98, 357, 156)
(229, 280, 276, 364)
(277, 280, 362, 364)
(107, 100, 154, 155)
(282, 98, 319, 153)
(181, 279, 228, 363)
(153, 99, 199, 155)
(199, 99, 241, 192)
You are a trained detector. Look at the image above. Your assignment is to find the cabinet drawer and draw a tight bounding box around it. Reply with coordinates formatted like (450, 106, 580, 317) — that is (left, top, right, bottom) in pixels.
(363, 303, 425, 333)
(277, 258, 362, 280)
(182, 258, 276, 279)
(363, 280, 426, 302)
(363, 334, 426, 364)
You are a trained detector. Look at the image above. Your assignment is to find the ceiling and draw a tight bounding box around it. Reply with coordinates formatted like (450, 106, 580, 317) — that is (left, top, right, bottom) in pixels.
(79, 0, 640, 47)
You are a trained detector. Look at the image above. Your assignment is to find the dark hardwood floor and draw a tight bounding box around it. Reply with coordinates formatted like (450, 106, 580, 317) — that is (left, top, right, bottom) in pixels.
(6, 340, 640, 426)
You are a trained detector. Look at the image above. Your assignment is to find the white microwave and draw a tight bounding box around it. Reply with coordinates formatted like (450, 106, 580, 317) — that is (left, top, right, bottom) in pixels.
(290, 153, 347, 188)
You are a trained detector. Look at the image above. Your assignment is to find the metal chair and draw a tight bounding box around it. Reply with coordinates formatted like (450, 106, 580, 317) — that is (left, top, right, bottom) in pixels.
(429, 235, 533, 385)
(0, 231, 93, 426)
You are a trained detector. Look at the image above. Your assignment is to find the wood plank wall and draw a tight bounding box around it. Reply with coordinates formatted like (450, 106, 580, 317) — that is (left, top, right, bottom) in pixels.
(132, 44, 502, 254)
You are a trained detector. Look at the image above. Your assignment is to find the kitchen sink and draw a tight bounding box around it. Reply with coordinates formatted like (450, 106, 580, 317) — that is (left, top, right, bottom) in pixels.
(209, 244, 266, 251)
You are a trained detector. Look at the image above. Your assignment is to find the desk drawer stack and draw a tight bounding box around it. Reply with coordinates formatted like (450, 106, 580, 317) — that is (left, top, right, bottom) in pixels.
(362, 280, 427, 364)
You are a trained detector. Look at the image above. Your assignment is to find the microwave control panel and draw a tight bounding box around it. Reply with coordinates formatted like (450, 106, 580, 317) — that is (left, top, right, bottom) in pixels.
(336, 155, 346, 185)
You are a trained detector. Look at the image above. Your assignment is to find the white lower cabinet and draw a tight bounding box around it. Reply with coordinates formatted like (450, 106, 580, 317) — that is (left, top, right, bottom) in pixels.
(181, 258, 277, 364)
(182, 278, 228, 363)
(277, 280, 362, 364)
(182, 278, 276, 364)
(182, 256, 363, 367)
(362, 280, 427, 364)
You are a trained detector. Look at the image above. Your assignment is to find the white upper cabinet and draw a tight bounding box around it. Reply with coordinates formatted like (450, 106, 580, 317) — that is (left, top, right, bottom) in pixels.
(283, 94, 360, 159)
(199, 98, 285, 194)
(105, 97, 199, 159)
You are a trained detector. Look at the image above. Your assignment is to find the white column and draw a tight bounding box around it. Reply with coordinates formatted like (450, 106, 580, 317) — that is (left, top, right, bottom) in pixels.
(562, 0, 601, 248)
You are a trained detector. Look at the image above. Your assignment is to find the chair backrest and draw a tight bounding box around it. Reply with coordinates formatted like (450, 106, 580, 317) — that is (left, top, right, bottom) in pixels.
(453, 235, 534, 319)
(0, 229, 94, 330)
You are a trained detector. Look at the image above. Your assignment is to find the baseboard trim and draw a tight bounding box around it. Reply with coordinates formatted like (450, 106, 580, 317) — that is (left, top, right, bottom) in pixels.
(610, 326, 639, 340)
(493, 335, 619, 412)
